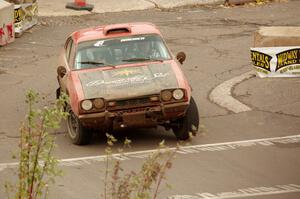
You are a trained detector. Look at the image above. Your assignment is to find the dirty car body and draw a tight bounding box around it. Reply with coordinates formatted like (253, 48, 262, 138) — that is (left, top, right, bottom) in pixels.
(56, 22, 199, 145)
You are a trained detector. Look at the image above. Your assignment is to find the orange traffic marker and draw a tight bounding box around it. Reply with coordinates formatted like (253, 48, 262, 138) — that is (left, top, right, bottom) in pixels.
(66, 0, 94, 11)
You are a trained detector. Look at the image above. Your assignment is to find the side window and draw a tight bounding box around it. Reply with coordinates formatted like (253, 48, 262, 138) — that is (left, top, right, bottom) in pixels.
(69, 40, 75, 67)
(65, 38, 73, 64)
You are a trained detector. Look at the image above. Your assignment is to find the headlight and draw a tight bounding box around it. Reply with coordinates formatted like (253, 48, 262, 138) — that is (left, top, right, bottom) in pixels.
(81, 100, 93, 111)
(161, 90, 172, 101)
(94, 98, 105, 109)
(173, 89, 184, 100)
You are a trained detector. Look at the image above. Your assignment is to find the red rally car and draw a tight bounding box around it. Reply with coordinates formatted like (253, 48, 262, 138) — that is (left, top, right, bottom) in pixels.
(56, 22, 199, 145)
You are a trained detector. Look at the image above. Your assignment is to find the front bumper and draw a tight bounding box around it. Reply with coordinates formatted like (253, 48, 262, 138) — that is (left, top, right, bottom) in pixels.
(78, 102, 189, 129)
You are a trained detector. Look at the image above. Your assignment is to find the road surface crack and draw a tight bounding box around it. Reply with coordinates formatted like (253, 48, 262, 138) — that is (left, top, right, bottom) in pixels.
(200, 113, 231, 118)
(214, 63, 252, 80)
(257, 109, 300, 119)
(144, 0, 159, 8)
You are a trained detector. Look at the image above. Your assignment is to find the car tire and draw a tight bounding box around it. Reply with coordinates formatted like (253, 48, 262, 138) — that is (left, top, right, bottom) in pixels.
(56, 87, 61, 99)
(66, 106, 91, 145)
(172, 96, 199, 140)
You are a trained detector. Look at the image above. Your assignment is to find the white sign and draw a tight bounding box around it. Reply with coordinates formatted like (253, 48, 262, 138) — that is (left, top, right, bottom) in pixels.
(14, 2, 38, 35)
(250, 46, 300, 77)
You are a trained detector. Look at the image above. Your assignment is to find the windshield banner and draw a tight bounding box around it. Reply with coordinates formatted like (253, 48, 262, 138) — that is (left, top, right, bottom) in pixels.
(250, 46, 300, 78)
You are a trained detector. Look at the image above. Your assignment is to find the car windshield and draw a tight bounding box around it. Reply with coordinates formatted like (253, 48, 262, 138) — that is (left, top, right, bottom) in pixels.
(74, 34, 171, 70)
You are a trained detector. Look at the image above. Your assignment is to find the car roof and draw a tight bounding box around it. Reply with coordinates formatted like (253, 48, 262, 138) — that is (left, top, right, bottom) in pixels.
(71, 22, 162, 44)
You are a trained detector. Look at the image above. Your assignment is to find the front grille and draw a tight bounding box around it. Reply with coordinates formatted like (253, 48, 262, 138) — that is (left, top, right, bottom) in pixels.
(108, 96, 159, 111)
(116, 98, 150, 107)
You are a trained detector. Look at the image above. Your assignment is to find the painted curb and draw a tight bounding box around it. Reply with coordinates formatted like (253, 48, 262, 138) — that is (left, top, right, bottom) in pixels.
(209, 71, 255, 113)
(149, 0, 224, 9)
(38, 0, 155, 17)
(37, 0, 225, 17)
(1, 134, 299, 171)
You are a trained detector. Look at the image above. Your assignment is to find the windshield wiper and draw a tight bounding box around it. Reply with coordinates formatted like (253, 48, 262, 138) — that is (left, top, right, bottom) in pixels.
(79, 61, 105, 65)
(78, 61, 115, 67)
(122, 58, 163, 62)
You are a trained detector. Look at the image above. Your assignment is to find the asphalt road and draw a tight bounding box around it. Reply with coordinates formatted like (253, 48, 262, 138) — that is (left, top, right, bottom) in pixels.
(0, 1, 300, 198)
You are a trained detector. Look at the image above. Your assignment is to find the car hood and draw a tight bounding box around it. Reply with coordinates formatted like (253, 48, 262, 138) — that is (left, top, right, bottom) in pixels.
(78, 63, 179, 100)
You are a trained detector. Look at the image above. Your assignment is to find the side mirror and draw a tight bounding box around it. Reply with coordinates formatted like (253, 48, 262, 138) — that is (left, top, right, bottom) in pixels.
(176, 52, 186, 64)
(57, 66, 66, 78)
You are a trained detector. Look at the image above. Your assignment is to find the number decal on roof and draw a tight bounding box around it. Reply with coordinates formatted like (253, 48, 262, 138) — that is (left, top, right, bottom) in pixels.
(94, 40, 105, 47)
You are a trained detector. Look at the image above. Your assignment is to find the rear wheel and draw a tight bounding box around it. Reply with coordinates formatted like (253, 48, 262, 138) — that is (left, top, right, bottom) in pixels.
(66, 106, 91, 145)
(172, 96, 199, 140)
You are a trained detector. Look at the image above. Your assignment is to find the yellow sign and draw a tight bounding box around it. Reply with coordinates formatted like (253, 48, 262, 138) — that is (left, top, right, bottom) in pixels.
(251, 50, 272, 72)
(14, 7, 24, 23)
(112, 68, 142, 77)
(14, 2, 38, 34)
(276, 48, 300, 71)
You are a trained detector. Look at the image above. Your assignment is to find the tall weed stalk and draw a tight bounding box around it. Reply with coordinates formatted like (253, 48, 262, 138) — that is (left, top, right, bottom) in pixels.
(103, 135, 177, 199)
(6, 90, 68, 199)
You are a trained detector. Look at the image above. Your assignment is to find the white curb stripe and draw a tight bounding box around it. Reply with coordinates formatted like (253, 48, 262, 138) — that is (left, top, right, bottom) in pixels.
(169, 184, 300, 199)
(209, 71, 255, 113)
(0, 134, 299, 171)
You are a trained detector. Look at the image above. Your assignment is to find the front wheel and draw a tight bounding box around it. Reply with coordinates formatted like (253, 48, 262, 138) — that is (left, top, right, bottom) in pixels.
(66, 106, 91, 145)
(56, 87, 61, 99)
(172, 96, 199, 140)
